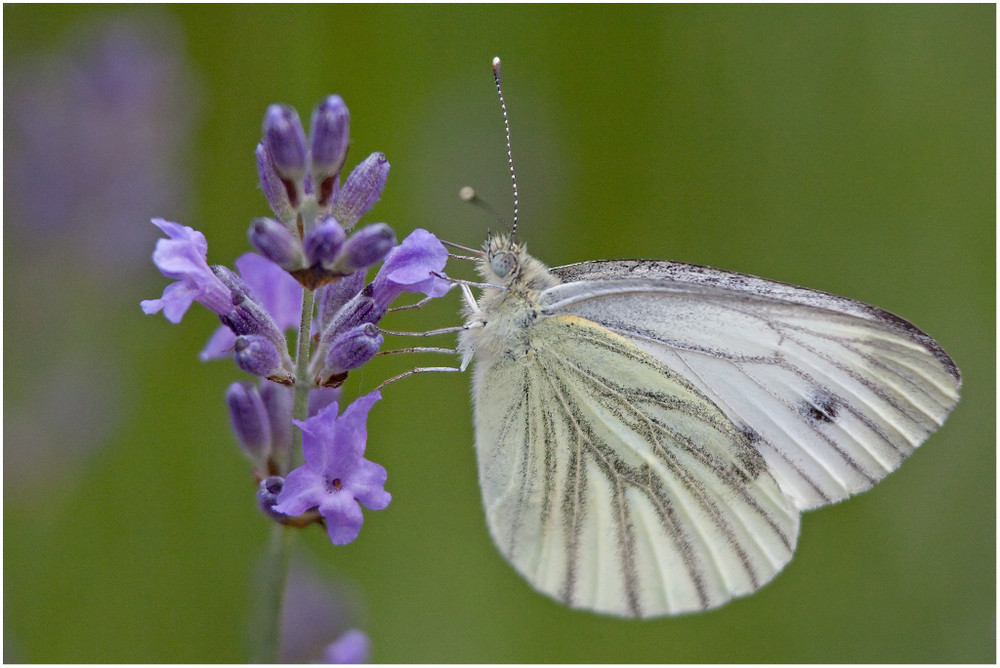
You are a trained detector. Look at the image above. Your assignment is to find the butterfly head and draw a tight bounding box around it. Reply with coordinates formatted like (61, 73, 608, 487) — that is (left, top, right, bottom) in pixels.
(480, 232, 558, 293)
(482, 232, 521, 285)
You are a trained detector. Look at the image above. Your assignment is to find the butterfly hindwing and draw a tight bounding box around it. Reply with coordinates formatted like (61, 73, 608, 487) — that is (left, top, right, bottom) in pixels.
(472, 313, 800, 617)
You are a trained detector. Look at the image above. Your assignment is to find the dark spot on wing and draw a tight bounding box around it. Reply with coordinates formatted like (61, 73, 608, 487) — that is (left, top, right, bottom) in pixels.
(800, 390, 838, 424)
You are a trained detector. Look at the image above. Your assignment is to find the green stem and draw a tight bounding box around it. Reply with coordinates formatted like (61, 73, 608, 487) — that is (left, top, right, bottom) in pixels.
(251, 523, 292, 663)
(253, 285, 315, 662)
(289, 287, 316, 470)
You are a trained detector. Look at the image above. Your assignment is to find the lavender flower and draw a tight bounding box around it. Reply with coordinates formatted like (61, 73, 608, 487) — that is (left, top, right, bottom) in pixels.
(140, 218, 233, 322)
(142, 84, 456, 664)
(273, 392, 390, 545)
(369, 228, 452, 308)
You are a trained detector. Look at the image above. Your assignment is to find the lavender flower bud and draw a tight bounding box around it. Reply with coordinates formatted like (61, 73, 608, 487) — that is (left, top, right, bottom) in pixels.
(318, 323, 383, 386)
(331, 152, 389, 230)
(214, 265, 288, 352)
(258, 476, 287, 520)
(260, 381, 293, 457)
(331, 223, 395, 274)
(310, 95, 350, 207)
(316, 271, 365, 332)
(249, 217, 305, 270)
(303, 216, 346, 268)
(234, 335, 292, 384)
(311, 285, 386, 380)
(256, 143, 296, 223)
(226, 381, 271, 465)
(321, 285, 385, 342)
(212, 264, 254, 305)
(263, 104, 308, 182)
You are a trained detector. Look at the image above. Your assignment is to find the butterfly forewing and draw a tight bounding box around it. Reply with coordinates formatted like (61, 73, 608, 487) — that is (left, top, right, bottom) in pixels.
(472, 313, 800, 617)
(542, 260, 962, 510)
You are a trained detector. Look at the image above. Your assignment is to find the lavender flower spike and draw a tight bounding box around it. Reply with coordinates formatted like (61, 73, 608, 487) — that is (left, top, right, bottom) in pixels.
(273, 391, 390, 545)
(141, 218, 233, 322)
(331, 152, 389, 231)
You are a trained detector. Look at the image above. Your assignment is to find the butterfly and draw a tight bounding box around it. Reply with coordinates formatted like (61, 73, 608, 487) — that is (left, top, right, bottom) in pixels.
(451, 58, 961, 619)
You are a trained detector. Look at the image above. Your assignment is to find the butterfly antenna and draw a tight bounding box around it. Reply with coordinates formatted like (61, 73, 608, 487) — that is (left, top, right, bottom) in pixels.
(460, 185, 507, 235)
(493, 57, 518, 248)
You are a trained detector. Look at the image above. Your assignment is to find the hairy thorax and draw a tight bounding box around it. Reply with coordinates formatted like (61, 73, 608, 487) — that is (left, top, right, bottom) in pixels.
(459, 235, 561, 366)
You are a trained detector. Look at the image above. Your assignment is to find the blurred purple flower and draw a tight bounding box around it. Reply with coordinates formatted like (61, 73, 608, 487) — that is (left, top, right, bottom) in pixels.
(273, 392, 390, 545)
(323, 629, 371, 664)
(278, 557, 366, 663)
(4, 13, 199, 491)
(5, 13, 199, 276)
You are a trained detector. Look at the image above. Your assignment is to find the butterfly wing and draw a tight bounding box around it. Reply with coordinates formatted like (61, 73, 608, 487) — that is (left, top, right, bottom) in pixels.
(471, 313, 800, 618)
(543, 260, 962, 511)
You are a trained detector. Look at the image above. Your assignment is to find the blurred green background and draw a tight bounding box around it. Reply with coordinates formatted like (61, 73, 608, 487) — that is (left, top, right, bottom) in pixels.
(4, 5, 994, 663)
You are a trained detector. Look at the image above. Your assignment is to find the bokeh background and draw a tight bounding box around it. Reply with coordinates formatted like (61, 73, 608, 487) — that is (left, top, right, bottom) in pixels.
(4, 5, 994, 663)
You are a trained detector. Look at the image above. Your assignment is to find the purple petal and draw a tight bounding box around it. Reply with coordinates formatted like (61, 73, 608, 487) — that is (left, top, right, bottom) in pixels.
(369, 229, 451, 308)
(199, 325, 236, 361)
(273, 466, 325, 516)
(347, 459, 390, 510)
(142, 218, 232, 320)
(326, 391, 380, 465)
(235, 253, 303, 331)
(318, 492, 364, 545)
(294, 400, 341, 473)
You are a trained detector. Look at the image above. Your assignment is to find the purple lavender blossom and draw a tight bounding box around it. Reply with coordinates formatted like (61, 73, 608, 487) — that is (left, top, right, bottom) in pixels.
(140, 218, 233, 322)
(369, 228, 452, 309)
(323, 629, 371, 664)
(273, 392, 390, 545)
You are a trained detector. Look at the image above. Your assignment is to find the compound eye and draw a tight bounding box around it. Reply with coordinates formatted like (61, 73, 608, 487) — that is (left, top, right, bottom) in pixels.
(490, 251, 517, 279)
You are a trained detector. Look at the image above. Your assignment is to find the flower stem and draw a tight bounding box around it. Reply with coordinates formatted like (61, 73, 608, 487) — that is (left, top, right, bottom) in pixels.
(287, 287, 315, 471)
(251, 523, 292, 663)
(254, 285, 314, 662)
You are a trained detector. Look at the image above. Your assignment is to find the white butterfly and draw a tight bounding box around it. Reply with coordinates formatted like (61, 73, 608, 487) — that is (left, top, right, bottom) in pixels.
(449, 57, 959, 619)
(456, 232, 960, 618)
